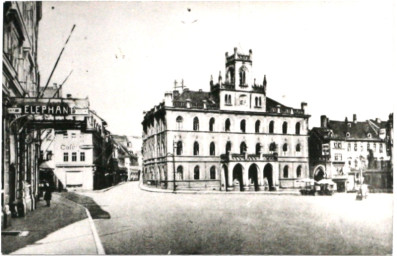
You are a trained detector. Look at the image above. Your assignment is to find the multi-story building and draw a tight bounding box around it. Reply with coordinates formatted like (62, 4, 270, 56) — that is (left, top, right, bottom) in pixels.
(39, 103, 112, 191)
(110, 135, 140, 181)
(2, 1, 42, 226)
(309, 114, 392, 192)
(142, 48, 310, 191)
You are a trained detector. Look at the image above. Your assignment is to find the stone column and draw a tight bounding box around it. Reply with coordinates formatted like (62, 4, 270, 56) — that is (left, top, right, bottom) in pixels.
(258, 164, 265, 191)
(227, 163, 234, 191)
(242, 164, 250, 192)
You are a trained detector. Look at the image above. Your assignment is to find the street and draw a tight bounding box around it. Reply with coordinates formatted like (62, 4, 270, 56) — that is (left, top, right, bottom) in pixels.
(81, 181, 392, 255)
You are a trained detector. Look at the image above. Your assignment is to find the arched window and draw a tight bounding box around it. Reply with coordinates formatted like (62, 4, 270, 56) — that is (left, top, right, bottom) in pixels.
(176, 141, 183, 155)
(240, 142, 247, 154)
(225, 141, 231, 153)
(228, 95, 232, 104)
(255, 120, 260, 133)
(225, 118, 231, 132)
(224, 94, 228, 103)
(240, 119, 246, 133)
(283, 166, 289, 178)
(239, 68, 246, 86)
(269, 142, 277, 152)
(193, 142, 199, 155)
(193, 117, 199, 131)
(210, 142, 215, 156)
(194, 166, 200, 180)
(282, 122, 288, 134)
(210, 166, 216, 179)
(296, 143, 301, 152)
(177, 166, 184, 180)
(269, 121, 274, 134)
(176, 116, 183, 130)
(209, 118, 215, 132)
(295, 122, 301, 135)
(259, 97, 262, 106)
(283, 143, 288, 152)
(255, 143, 261, 155)
(296, 166, 302, 178)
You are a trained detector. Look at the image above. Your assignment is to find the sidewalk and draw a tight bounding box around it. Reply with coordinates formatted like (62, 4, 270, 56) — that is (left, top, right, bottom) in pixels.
(140, 181, 301, 195)
(1, 193, 99, 254)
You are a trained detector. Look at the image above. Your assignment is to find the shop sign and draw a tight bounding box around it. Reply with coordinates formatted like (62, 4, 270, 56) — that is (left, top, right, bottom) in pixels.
(80, 144, 93, 149)
(8, 104, 88, 116)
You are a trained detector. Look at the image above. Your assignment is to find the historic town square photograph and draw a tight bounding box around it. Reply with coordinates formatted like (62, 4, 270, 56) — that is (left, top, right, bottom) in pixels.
(1, 1, 395, 255)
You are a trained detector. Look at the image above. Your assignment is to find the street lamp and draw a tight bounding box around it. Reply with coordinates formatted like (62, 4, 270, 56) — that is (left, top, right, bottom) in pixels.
(166, 141, 178, 192)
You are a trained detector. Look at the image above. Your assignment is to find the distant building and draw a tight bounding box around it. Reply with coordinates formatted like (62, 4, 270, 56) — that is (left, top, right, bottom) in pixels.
(309, 114, 392, 192)
(110, 135, 140, 181)
(142, 48, 310, 191)
(2, 1, 42, 226)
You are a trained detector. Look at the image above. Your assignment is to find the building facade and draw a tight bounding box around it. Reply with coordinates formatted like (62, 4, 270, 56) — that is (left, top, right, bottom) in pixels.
(39, 105, 112, 191)
(309, 114, 392, 192)
(142, 48, 311, 192)
(2, 1, 42, 226)
(110, 135, 140, 182)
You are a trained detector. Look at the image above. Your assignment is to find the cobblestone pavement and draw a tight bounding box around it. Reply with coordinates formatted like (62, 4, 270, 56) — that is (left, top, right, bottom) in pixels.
(81, 181, 393, 255)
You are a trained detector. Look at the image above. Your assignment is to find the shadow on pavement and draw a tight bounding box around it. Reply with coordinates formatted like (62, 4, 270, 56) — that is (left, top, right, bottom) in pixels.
(60, 192, 111, 219)
(1, 195, 87, 254)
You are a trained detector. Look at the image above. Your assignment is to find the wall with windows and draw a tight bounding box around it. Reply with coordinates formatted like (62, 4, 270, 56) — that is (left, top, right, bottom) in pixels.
(219, 90, 266, 112)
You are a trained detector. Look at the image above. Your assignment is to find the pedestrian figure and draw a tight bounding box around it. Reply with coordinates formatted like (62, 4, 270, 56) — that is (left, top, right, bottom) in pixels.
(44, 181, 52, 207)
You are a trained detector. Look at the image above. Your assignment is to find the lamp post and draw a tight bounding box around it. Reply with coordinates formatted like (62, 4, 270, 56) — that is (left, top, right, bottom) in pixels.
(166, 141, 177, 192)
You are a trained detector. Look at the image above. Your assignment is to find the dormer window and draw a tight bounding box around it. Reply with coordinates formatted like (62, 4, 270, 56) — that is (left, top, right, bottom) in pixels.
(367, 133, 372, 138)
(347, 123, 351, 128)
(346, 132, 350, 137)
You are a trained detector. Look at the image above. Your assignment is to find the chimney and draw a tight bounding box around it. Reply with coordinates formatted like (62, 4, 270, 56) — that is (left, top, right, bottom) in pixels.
(202, 99, 207, 109)
(210, 75, 213, 86)
(234, 47, 238, 57)
(301, 102, 307, 113)
(164, 91, 173, 107)
(67, 94, 72, 98)
(321, 115, 328, 128)
(218, 71, 222, 84)
(353, 114, 357, 123)
(345, 117, 348, 123)
(249, 49, 252, 60)
(186, 98, 191, 108)
(376, 118, 381, 123)
(53, 83, 58, 89)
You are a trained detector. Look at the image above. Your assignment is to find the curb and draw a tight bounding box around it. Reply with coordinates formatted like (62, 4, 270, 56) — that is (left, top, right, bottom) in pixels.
(85, 208, 106, 255)
(60, 195, 106, 255)
(93, 181, 128, 193)
(139, 182, 300, 196)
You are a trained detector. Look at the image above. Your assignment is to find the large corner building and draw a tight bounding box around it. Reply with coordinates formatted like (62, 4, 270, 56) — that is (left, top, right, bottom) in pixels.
(142, 48, 310, 191)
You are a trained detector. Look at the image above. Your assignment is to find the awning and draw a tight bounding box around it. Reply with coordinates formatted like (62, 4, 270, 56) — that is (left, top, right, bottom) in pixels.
(39, 161, 55, 170)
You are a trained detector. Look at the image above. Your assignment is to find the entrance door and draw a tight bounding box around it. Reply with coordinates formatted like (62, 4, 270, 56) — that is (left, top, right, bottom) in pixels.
(314, 167, 325, 181)
(264, 164, 273, 190)
(248, 164, 259, 191)
(233, 164, 244, 191)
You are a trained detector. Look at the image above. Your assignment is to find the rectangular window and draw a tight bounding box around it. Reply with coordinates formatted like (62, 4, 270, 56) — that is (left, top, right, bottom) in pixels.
(63, 133, 68, 139)
(80, 152, 85, 162)
(354, 143, 357, 151)
(379, 144, 383, 153)
(347, 143, 351, 151)
(71, 133, 76, 138)
(64, 152, 69, 162)
(334, 153, 342, 161)
(72, 152, 77, 162)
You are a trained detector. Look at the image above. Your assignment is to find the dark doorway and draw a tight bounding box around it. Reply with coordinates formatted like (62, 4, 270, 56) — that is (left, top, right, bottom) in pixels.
(314, 168, 325, 181)
(248, 165, 259, 191)
(264, 164, 273, 190)
(233, 164, 244, 191)
(222, 165, 228, 191)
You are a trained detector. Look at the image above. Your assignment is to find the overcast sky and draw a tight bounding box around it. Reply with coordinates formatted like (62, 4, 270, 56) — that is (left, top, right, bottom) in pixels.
(38, 1, 396, 136)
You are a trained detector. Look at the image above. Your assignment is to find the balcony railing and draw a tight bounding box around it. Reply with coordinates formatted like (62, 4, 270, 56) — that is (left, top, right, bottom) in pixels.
(220, 153, 278, 162)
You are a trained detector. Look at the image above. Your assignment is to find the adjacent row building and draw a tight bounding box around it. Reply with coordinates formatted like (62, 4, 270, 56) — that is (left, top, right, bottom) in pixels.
(142, 48, 393, 193)
(142, 48, 311, 191)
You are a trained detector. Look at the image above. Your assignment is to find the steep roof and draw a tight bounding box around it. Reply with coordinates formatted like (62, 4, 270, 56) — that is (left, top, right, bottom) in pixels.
(312, 119, 386, 141)
(173, 90, 218, 106)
